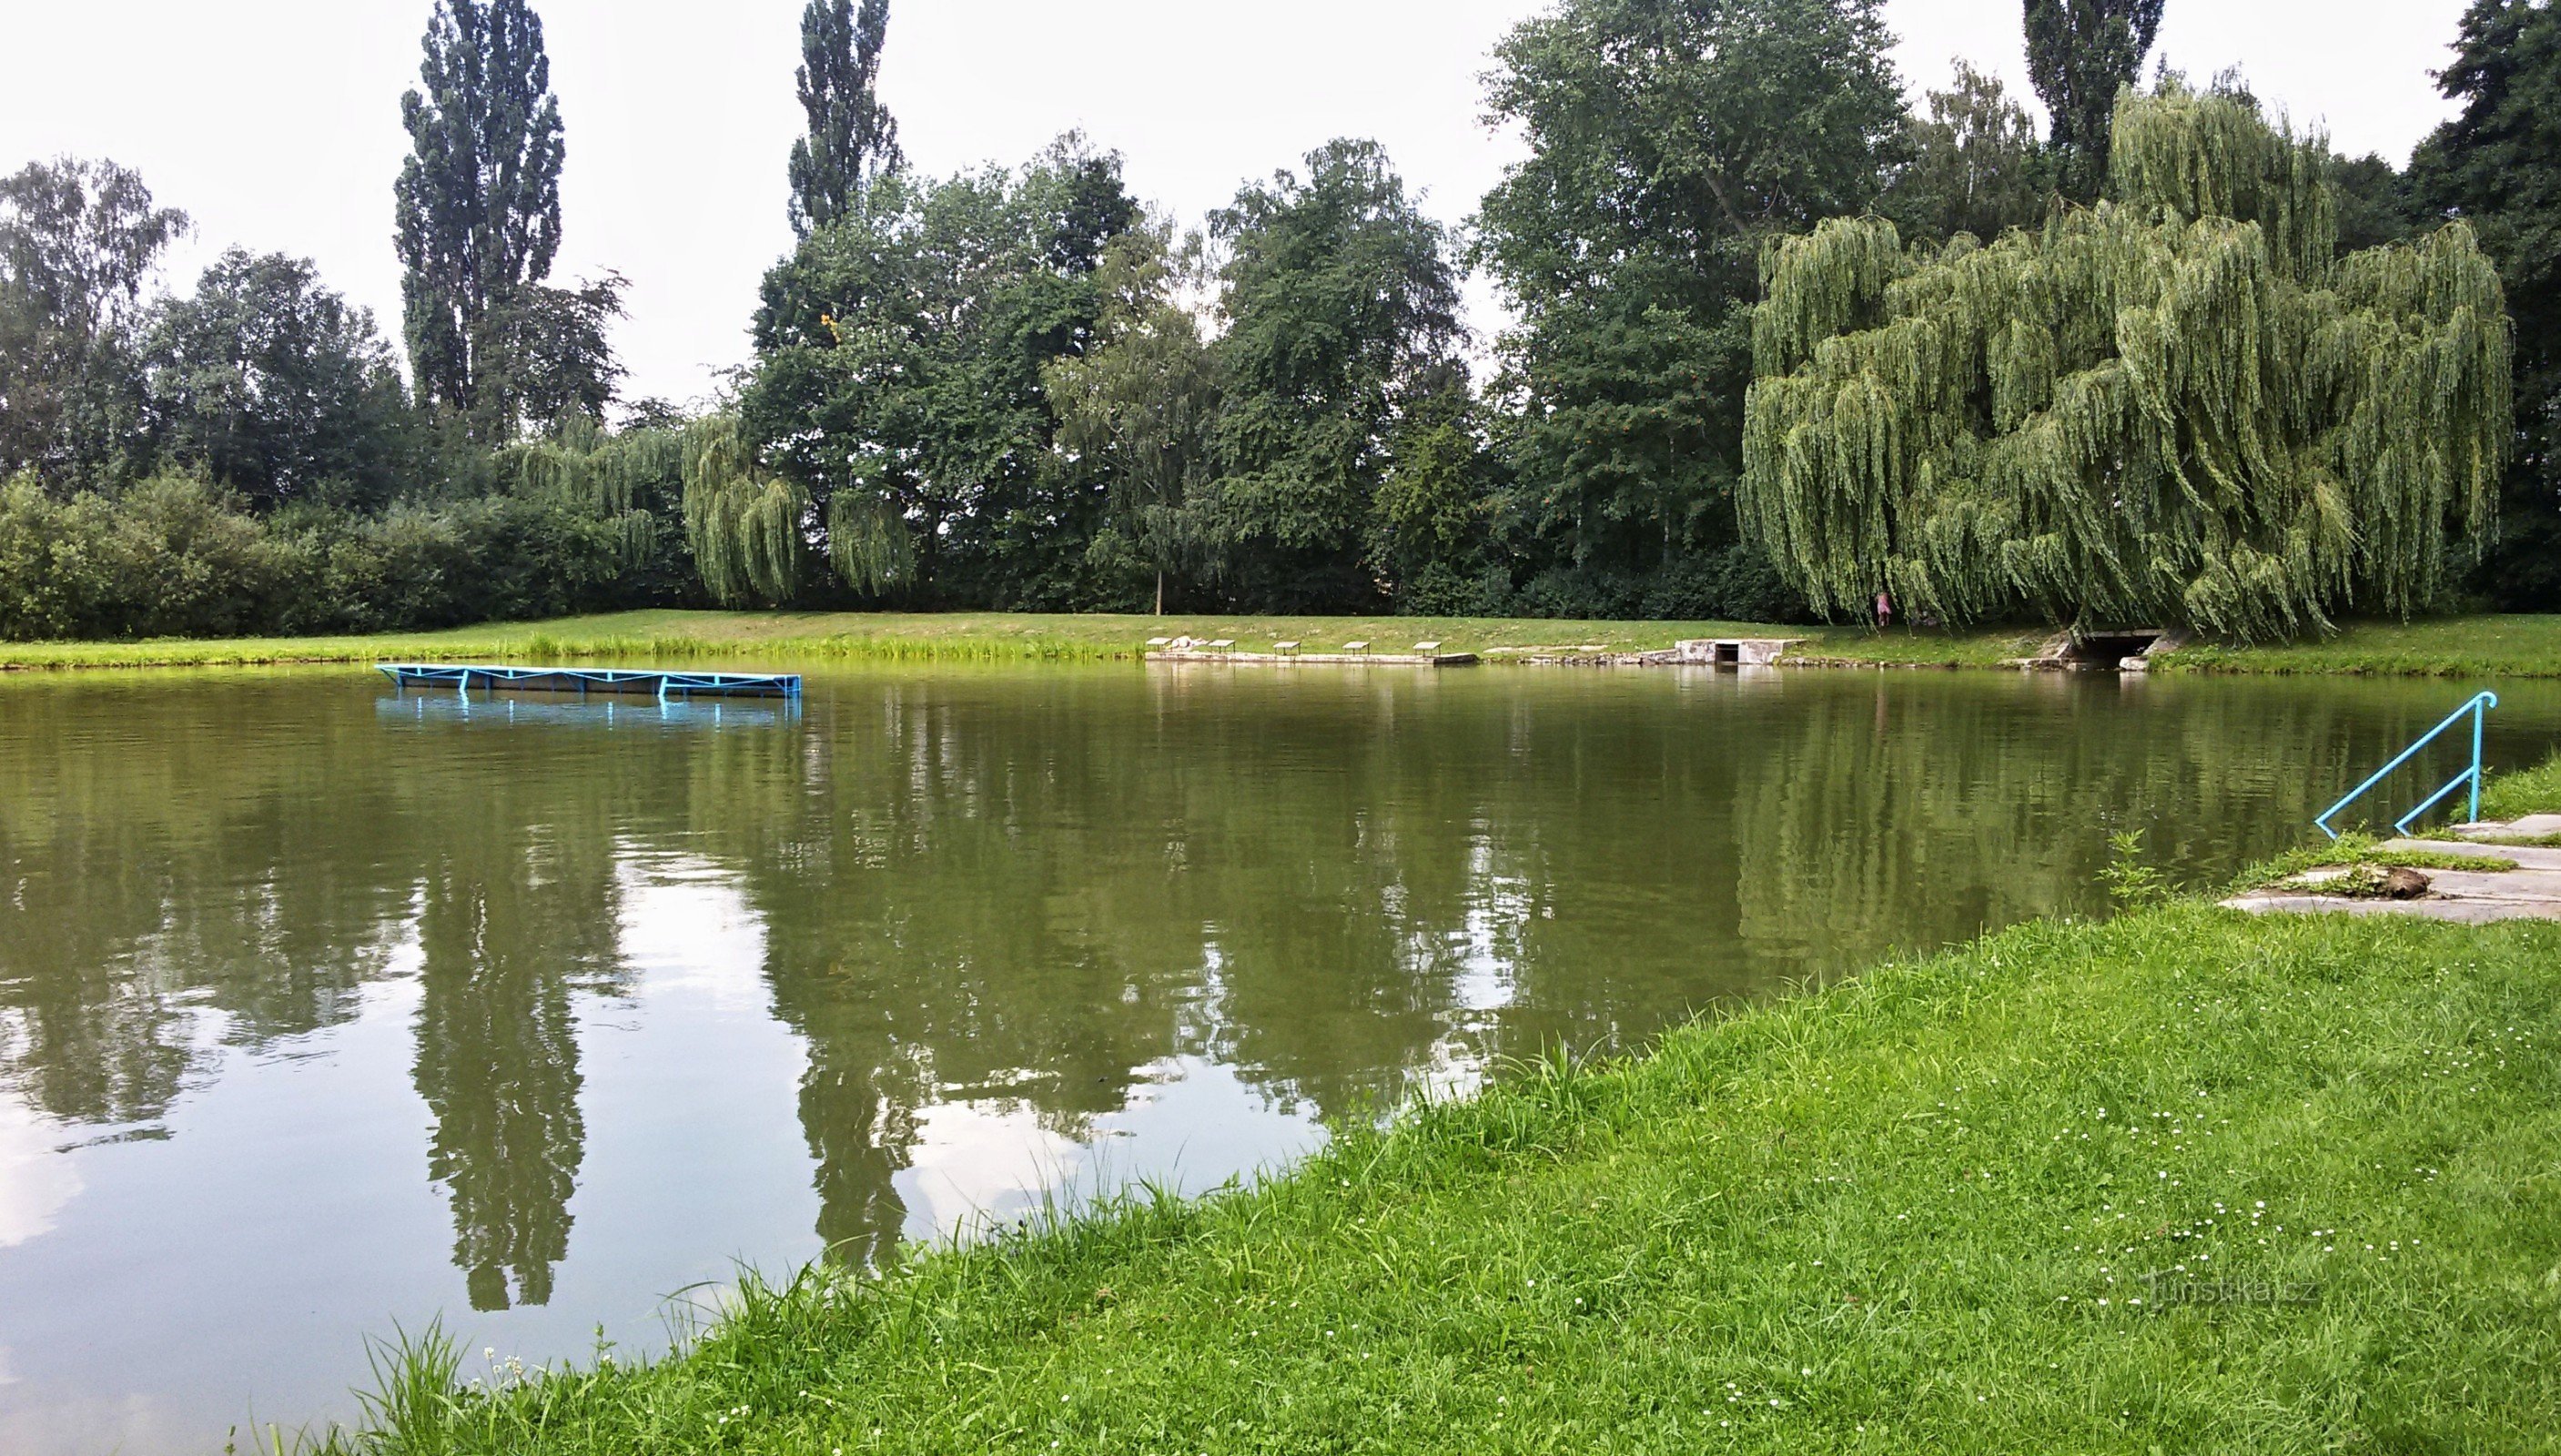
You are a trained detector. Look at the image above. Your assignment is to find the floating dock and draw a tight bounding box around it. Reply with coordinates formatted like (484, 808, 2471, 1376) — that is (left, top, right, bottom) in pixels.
(378, 663, 803, 699)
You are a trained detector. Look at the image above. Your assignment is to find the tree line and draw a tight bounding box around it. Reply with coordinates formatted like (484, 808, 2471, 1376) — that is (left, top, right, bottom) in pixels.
(2, 0, 2556, 642)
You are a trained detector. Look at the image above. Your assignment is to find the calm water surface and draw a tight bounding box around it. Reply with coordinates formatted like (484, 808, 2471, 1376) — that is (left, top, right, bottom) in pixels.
(2, 662, 2556, 1452)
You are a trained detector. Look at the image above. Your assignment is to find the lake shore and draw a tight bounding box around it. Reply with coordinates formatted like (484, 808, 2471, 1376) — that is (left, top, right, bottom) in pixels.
(308, 824, 2561, 1452)
(5, 609, 2561, 679)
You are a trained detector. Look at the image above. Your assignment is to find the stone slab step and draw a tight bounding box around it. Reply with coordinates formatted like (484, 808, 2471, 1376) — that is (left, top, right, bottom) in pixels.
(2222, 893, 2561, 925)
(2382, 838, 2561, 871)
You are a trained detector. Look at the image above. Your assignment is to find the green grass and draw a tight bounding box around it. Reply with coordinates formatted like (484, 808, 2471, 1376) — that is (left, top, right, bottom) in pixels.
(2228, 834, 2516, 892)
(8, 610, 2561, 678)
(0, 610, 2048, 673)
(2165, 614, 2561, 678)
(298, 901, 2561, 1454)
(2481, 752, 2561, 823)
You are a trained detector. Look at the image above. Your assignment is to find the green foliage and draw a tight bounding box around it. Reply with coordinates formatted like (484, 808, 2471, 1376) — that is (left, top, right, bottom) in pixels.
(1185, 139, 1464, 611)
(1745, 86, 2514, 642)
(1370, 375, 1496, 609)
(0, 157, 187, 482)
(2331, 152, 2418, 254)
(478, 272, 627, 430)
(2232, 833, 2516, 890)
(1042, 224, 1222, 612)
(2100, 829, 2171, 905)
(0, 474, 273, 639)
(2480, 750, 2561, 823)
(746, 137, 1140, 609)
(2023, 0, 2166, 200)
(1473, 0, 1901, 613)
(395, 0, 589, 440)
(503, 413, 691, 584)
(788, 0, 901, 236)
(0, 427, 692, 645)
(679, 414, 806, 607)
(138, 248, 414, 511)
(1882, 62, 2056, 246)
(2409, 0, 2561, 611)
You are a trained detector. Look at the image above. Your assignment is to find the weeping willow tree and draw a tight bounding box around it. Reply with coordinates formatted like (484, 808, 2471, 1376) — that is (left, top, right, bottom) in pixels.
(503, 415, 674, 572)
(1743, 85, 2511, 641)
(680, 415, 808, 606)
(681, 415, 914, 606)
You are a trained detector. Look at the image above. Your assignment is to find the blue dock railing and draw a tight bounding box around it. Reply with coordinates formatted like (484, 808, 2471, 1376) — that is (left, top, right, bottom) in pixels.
(378, 663, 802, 702)
(2314, 692, 2498, 840)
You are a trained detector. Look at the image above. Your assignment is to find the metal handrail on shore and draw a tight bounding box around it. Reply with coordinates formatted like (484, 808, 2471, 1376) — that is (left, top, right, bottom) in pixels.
(2315, 692, 2499, 840)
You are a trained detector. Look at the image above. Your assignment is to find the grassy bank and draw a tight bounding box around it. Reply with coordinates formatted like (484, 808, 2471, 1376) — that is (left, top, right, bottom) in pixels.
(3, 610, 2559, 677)
(2167, 614, 2561, 678)
(0, 610, 2049, 672)
(309, 894, 2561, 1454)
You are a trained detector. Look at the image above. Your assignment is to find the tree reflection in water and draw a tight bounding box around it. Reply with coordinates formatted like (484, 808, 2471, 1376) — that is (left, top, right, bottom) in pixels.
(0, 666, 2551, 1310)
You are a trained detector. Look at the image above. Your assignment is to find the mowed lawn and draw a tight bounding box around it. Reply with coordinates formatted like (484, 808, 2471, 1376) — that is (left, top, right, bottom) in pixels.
(7, 608, 2561, 676)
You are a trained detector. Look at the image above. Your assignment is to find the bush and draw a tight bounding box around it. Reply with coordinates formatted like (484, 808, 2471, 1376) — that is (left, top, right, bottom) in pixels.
(0, 474, 287, 639)
(0, 471, 689, 642)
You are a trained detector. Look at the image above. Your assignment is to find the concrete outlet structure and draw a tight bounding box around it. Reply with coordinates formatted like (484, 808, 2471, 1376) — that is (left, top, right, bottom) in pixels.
(1675, 639, 1805, 667)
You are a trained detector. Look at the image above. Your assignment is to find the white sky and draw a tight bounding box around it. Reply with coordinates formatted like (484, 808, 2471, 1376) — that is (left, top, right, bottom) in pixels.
(0, 0, 2475, 408)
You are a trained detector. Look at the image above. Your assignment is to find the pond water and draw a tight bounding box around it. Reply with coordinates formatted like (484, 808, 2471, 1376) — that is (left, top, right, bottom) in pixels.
(1, 662, 2556, 1452)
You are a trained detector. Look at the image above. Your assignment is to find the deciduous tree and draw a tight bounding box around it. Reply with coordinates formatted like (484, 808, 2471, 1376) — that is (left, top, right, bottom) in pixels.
(789, 0, 902, 237)
(1190, 140, 1463, 612)
(738, 137, 1140, 607)
(0, 157, 187, 481)
(1745, 85, 2511, 641)
(393, 0, 574, 438)
(1473, 0, 1903, 615)
(1043, 224, 1223, 613)
(139, 249, 413, 511)
(2409, 0, 2561, 608)
(2023, 0, 2167, 200)
(1883, 62, 2055, 245)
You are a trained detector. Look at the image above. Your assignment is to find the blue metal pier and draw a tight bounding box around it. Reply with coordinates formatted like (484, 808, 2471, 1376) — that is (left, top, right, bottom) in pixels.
(378, 663, 803, 701)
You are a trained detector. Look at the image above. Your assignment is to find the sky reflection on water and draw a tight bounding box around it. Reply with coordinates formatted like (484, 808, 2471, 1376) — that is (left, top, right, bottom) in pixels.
(2, 663, 2556, 1453)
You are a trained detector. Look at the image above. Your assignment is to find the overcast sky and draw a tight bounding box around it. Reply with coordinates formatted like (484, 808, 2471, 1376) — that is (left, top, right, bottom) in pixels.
(0, 0, 2475, 407)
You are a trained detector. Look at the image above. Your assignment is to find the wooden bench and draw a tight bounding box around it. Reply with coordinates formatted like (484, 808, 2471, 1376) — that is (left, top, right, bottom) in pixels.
(1343, 641, 1372, 655)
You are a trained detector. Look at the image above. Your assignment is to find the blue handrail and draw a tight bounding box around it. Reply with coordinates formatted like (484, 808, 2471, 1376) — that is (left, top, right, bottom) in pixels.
(2315, 692, 2499, 840)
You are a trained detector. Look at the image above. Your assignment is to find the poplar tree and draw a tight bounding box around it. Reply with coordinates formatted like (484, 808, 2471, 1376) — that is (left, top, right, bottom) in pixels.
(393, 0, 567, 436)
(1743, 85, 2512, 642)
(2024, 0, 2166, 200)
(788, 0, 902, 237)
